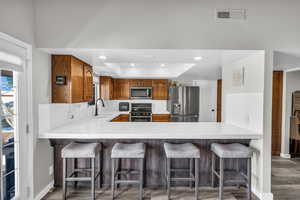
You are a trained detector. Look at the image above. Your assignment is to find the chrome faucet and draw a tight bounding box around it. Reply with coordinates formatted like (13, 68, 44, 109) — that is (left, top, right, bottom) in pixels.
(95, 97, 105, 116)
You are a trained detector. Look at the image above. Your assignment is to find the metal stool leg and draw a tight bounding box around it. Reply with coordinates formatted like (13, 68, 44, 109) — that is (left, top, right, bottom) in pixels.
(139, 158, 144, 200)
(62, 158, 67, 200)
(212, 153, 216, 187)
(195, 158, 199, 200)
(219, 158, 224, 200)
(167, 158, 171, 200)
(111, 158, 115, 200)
(74, 158, 78, 188)
(247, 158, 252, 200)
(98, 152, 102, 188)
(116, 158, 120, 189)
(190, 158, 193, 188)
(91, 158, 95, 200)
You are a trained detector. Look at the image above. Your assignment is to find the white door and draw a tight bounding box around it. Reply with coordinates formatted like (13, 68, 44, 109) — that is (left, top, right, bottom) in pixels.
(0, 34, 30, 200)
(193, 80, 217, 122)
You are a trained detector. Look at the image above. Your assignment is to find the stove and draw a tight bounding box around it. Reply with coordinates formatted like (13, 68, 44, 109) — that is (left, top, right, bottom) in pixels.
(130, 103, 152, 122)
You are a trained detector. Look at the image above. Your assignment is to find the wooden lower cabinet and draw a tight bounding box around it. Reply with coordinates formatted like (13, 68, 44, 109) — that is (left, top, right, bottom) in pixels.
(152, 114, 170, 122)
(111, 114, 129, 122)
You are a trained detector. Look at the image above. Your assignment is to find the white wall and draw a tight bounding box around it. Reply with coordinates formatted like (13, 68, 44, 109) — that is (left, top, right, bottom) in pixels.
(0, 0, 35, 44)
(32, 50, 54, 198)
(222, 52, 266, 198)
(0, 1, 53, 199)
(193, 80, 217, 122)
(222, 53, 265, 124)
(281, 71, 300, 156)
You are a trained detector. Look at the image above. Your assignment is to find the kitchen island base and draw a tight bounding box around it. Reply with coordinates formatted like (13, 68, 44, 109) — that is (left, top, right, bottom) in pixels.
(50, 139, 250, 188)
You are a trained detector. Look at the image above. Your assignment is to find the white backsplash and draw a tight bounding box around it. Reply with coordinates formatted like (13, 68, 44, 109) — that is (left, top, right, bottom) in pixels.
(39, 103, 94, 133)
(39, 100, 169, 133)
(225, 93, 263, 133)
(98, 100, 169, 114)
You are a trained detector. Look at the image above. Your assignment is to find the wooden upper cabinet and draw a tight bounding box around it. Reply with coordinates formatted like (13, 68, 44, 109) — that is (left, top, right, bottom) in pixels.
(98, 77, 169, 100)
(70, 57, 84, 103)
(113, 79, 130, 100)
(83, 65, 93, 102)
(100, 76, 114, 100)
(52, 55, 93, 103)
(52, 55, 71, 103)
(152, 79, 169, 100)
(129, 79, 152, 87)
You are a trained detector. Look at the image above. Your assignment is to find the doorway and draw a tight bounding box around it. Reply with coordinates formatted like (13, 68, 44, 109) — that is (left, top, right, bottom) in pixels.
(0, 33, 32, 200)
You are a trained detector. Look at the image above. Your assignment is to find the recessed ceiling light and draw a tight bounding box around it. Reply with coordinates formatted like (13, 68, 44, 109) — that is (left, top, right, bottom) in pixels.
(194, 56, 202, 61)
(99, 55, 107, 60)
(160, 64, 166, 67)
(130, 63, 135, 67)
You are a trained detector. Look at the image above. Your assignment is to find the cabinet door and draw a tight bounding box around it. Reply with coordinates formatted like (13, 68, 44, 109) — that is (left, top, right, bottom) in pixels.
(52, 55, 71, 103)
(152, 79, 168, 100)
(100, 76, 114, 100)
(130, 79, 152, 87)
(70, 57, 84, 103)
(83, 65, 93, 102)
(111, 114, 129, 122)
(152, 114, 170, 122)
(113, 79, 129, 99)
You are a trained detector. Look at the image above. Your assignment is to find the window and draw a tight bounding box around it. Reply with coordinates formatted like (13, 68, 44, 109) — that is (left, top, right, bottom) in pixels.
(1, 70, 16, 200)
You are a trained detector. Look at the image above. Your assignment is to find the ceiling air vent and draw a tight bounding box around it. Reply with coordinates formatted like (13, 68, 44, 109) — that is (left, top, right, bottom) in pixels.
(215, 9, 246, 21)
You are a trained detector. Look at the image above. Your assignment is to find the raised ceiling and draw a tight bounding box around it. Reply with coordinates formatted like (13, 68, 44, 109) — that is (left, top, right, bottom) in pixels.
(41, 49, 260, 80)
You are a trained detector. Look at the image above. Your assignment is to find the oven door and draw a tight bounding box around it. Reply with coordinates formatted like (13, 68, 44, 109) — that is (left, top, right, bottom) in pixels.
(130, 87, 152, 99)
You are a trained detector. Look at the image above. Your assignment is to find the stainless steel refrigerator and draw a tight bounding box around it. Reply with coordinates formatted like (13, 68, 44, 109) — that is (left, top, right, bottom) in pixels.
(167, 86, 200, 122)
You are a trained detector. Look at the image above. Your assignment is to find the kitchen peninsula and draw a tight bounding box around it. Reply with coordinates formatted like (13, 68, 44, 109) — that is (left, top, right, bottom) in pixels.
(38, 51, 266, 198)
(39, 113, 262, 187)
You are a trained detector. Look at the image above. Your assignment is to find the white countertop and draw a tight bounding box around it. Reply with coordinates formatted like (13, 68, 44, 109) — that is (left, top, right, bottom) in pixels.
(38, 113, 262, 140)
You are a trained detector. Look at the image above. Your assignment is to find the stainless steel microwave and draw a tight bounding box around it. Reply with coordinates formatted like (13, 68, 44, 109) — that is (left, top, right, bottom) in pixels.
(130, 87, 152, 99)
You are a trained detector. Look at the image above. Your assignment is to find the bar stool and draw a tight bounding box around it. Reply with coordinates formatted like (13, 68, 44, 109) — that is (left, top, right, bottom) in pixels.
(163, 143, 200, 200)
(111, 143, 146, 200)
(211, 143, 253, 200)
(61, 142, 102, 200)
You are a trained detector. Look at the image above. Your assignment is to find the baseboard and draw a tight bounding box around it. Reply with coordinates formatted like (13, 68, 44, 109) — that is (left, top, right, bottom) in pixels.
(261, 192, 274, 200)
(252, 188, 273, 200)
(280, 153, 291, 158)
(34, 180, 54, 200)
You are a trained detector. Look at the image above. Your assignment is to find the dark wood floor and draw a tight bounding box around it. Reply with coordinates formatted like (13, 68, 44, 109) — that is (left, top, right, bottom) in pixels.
(43, 186, 256, 200)
(272, 157, 300, 200)
(43, 157, 300, 199)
